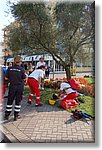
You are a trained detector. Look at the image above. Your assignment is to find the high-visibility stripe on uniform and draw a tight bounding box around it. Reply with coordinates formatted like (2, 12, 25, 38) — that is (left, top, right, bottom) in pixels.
(14, 109, 20, 112)
(6, 105, 12, 108)
(15, 105, 21, 108)
(30, 94, 33, 96)
(14, 105, 21, 112)
(28, 99, 32, 102)
(6, 105, 12, 112)
(36, 97, 40, 99)
(6, 109, 12, 111)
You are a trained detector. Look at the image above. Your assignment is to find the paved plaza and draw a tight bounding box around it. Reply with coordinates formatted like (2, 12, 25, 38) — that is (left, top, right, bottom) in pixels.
(0, 94, 95, 143)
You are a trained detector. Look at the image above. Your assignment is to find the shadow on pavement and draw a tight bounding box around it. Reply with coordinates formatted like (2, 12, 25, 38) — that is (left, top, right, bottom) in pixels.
(64, 115, 93, 125)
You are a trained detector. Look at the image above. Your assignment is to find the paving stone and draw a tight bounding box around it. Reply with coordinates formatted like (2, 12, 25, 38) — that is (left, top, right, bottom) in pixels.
(1, 96, 95, 143)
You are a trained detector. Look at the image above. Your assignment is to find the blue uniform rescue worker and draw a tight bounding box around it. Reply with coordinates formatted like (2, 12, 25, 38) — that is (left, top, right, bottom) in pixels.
(4, 55, 26, 121)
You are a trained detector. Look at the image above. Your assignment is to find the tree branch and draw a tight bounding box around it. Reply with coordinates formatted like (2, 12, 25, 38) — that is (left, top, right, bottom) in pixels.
(69, 27, 78, 40)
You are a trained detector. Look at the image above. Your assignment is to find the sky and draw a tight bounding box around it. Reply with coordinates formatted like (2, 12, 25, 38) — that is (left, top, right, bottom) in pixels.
(0, 0, 15, 42)
(0, 0, 49, 42)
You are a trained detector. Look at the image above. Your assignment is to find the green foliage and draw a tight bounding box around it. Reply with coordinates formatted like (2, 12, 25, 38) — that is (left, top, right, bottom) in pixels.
(7, 26, 29, 52)
(7, 1, 94, 79)
(8, 1, 94, 56)
(9, 2, 52, 52)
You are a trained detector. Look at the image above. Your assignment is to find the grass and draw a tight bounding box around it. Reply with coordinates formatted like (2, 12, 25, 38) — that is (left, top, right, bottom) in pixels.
(24, 86, 95, 117)
(71, 96, 95, 117)
(85, 78, 95, 85)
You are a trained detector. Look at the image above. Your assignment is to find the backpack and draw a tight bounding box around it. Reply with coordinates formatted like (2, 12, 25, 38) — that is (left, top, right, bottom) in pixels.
(72, 110, 83, 119)
(72, 109, 94, 120)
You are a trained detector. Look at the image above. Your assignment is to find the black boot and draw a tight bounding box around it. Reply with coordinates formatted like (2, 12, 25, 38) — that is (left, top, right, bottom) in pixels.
(4, 115, 9, 120)
(27, 101, 31, 104)
(14, 116, 17, 121)
(4, 111, 10, 120)
(14, 112, 21, 121)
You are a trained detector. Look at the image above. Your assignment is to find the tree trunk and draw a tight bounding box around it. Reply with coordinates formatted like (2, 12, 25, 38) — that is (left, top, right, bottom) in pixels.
(65, 66, 71, 80)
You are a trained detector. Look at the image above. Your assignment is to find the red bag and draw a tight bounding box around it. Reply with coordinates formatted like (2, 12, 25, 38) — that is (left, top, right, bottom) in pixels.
(60, 99, 79, 110)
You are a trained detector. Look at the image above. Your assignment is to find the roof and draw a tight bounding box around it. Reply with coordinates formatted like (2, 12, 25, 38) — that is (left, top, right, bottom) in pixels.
(6, 54, 53, 62)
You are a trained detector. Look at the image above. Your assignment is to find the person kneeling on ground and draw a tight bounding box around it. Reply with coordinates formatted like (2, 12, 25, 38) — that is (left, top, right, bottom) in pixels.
(27, 65, 45, 107)
(56, 79, 84, 109)
(57, 79, 84, 99)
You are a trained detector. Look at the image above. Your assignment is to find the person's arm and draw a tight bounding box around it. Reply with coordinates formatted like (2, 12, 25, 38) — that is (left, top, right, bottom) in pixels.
(36, 62, 39, 69)
(22, 68, 27, 81)
(58, 83, 67, 99)
(38, 77, 42, 84)
(59, 90, 64, 95)
(38, 77, 42, 89)
(5, 68, 9, 80)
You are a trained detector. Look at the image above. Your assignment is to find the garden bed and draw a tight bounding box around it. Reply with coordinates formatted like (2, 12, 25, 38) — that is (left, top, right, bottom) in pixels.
(24, 77, 95, 117)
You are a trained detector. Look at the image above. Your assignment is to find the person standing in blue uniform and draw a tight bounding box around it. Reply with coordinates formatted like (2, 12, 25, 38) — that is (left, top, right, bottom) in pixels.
(4, 55, 26, 121)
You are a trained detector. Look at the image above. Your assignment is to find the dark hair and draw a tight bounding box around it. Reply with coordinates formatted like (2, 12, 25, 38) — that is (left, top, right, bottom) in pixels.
(38, 65, 45, 69)
(57, 80, 62, 89)
(57, 80, 61, 84)
(14, 55, 22, 65)
(39, 57, 44, 60)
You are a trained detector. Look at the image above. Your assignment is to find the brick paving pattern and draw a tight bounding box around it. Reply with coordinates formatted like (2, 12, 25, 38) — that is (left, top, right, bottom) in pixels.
(0, 96, 95, 143)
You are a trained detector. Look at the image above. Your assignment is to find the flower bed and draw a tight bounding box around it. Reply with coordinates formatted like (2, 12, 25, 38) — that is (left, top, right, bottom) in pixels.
(44, 77, 95, 97)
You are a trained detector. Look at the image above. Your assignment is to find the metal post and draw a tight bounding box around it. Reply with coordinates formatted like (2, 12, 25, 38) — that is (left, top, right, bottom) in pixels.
(53, 60, 55, 79)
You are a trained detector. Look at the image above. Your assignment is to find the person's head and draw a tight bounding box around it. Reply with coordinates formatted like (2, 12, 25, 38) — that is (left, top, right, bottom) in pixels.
(39, 57, 44, 63)
(38, 65, 45, 71)
(57, 81, 62, 89)
(4, 62, 7, 66)
(14, 55, 22, 66)
(9, 62, 12, 66)
(29, 62, 32, 66)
